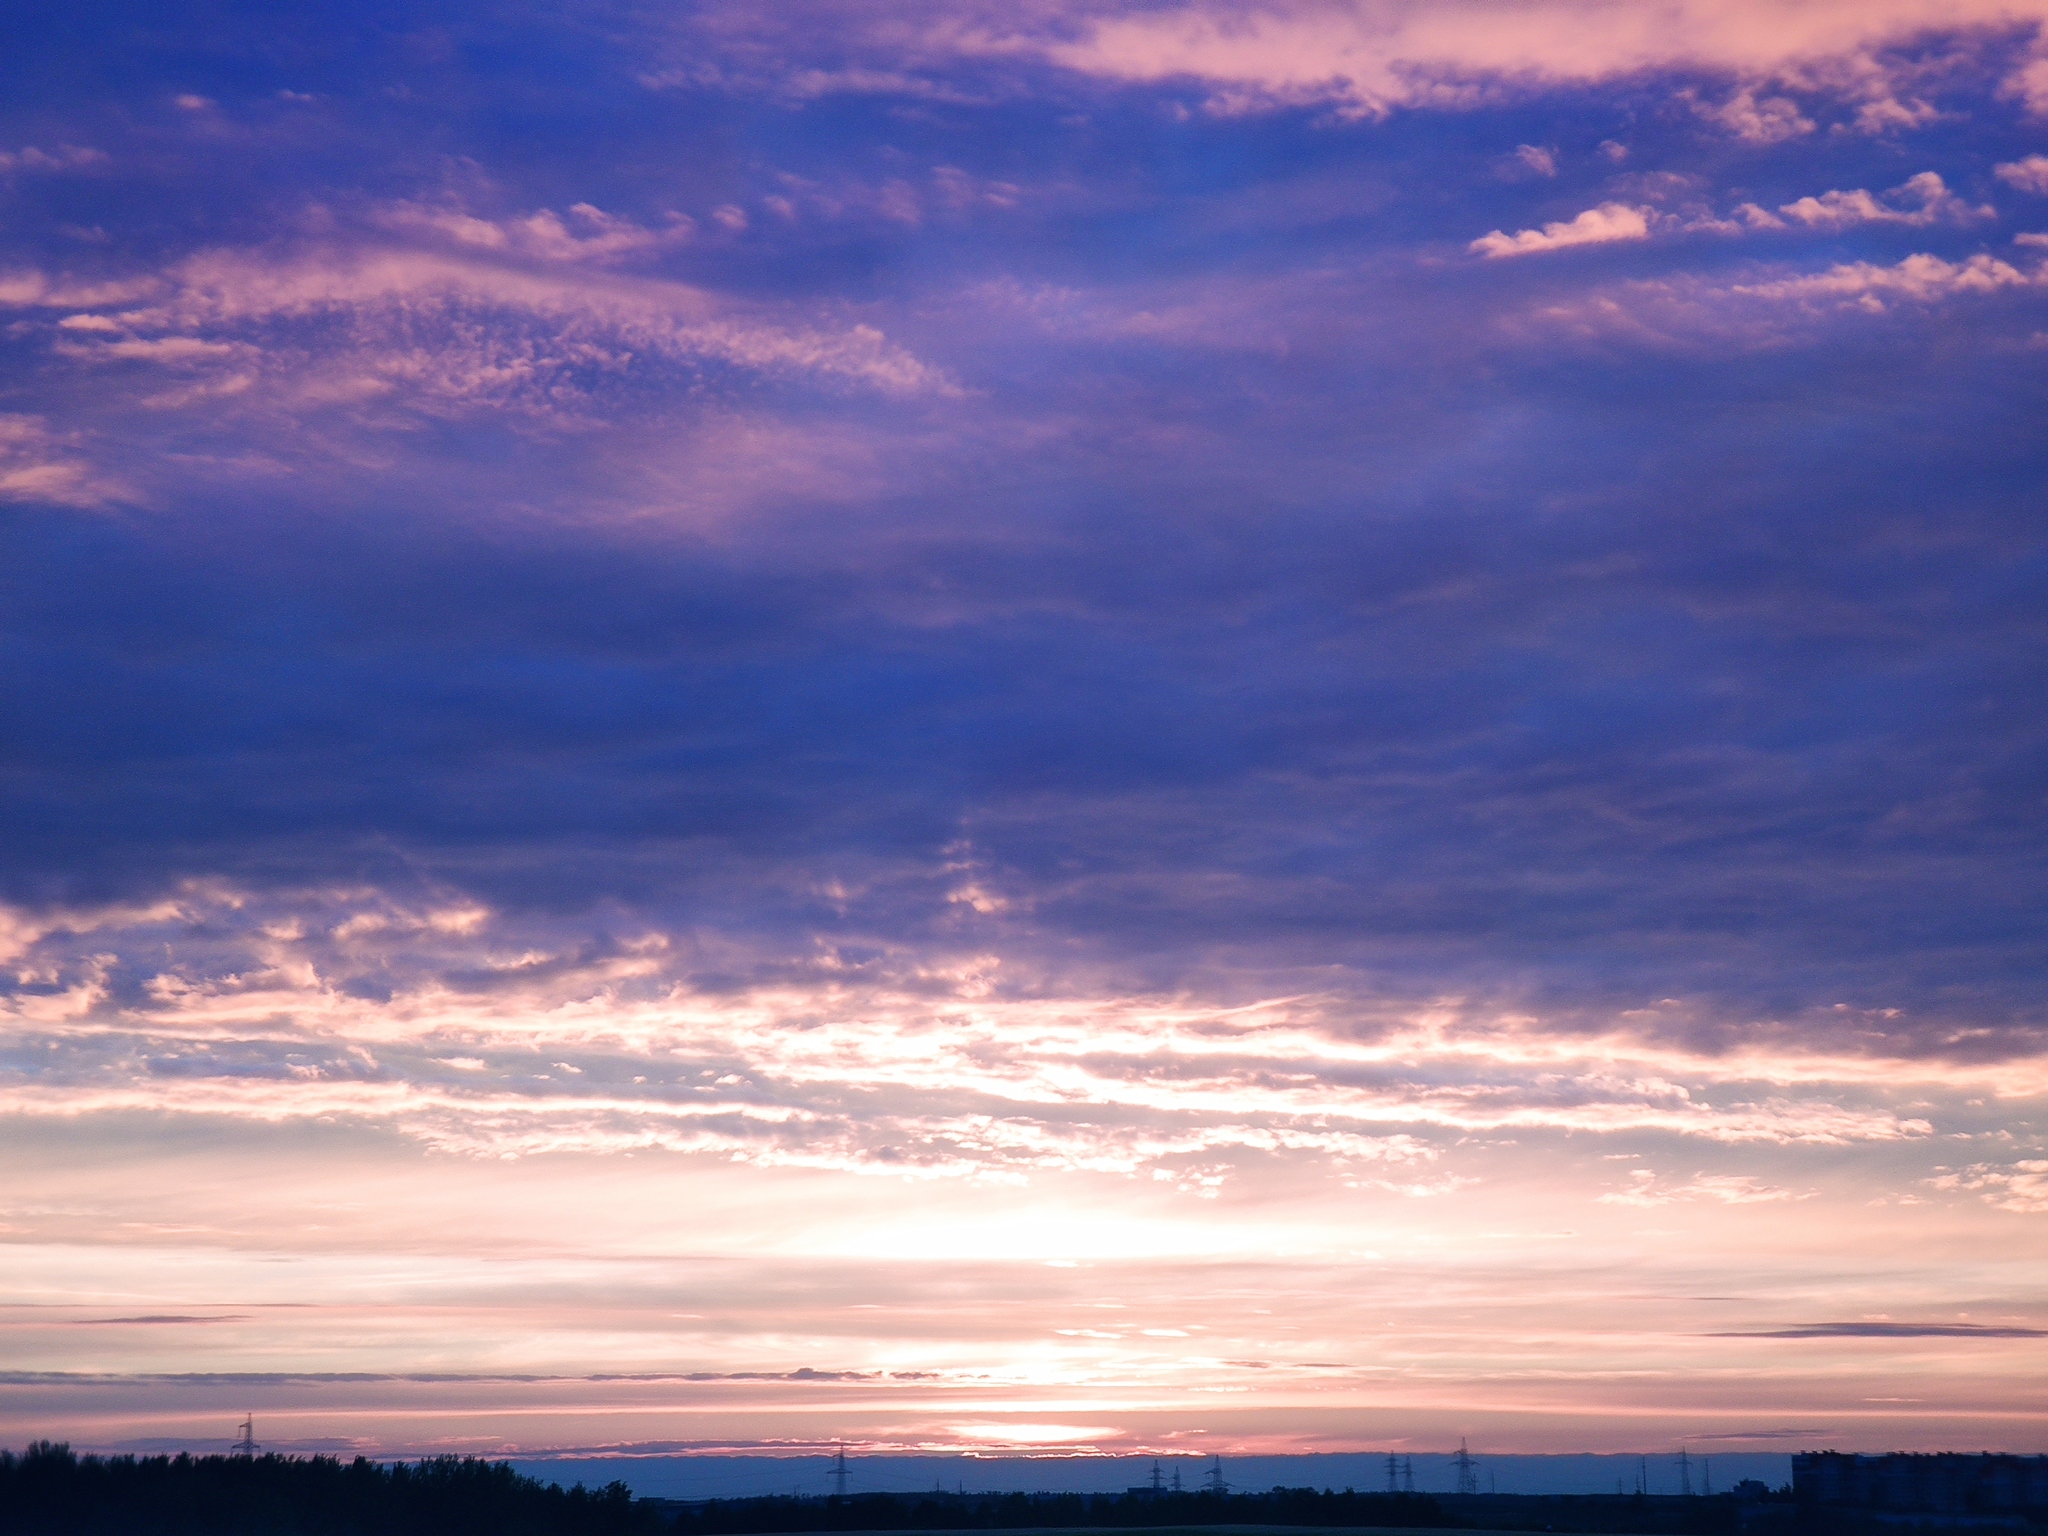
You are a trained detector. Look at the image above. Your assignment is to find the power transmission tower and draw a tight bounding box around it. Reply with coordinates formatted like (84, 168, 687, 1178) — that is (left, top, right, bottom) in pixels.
(832, 1444, 849, 1498)
(1207, 1455, 1228, 1495)
(1386, 1454, 1399, 1494)
(1453, 1440, 1477, 1496)
(232, 1416, 258, 1457)
(1678, 1448, 1691, 1497)
(1173, 1465, 1183, 1494)
(1151, 1462, 1164, 1494)
(1403, 1456, 1414, 1493)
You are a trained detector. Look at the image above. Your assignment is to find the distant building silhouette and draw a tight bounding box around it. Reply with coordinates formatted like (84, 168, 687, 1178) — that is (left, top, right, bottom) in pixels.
(1794, 1453, 2048, 1516)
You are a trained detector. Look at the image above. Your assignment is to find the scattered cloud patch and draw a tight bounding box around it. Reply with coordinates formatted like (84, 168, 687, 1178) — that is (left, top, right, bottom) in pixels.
(0, 415, 123, 508)
(1735, 251, 2039, 308)
(0, 145, 107, 174)
(1702, 87, 1814, 144)
(1472, 202, 1649, 258)
(1927, 1159, 2048, 1213)
(1771, 171, 1990, 230)
(1996, 154, 2048, 194)
(377, 201, 695, 264)
(2005, 49, 2048, 116)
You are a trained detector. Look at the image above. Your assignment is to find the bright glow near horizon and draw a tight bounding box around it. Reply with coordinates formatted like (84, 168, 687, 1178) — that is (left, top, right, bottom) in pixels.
(2, 0, 2047, 1466)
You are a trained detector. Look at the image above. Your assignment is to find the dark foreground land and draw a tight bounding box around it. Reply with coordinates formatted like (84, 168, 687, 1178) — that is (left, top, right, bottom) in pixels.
(6, 1444, 2037, 1536)
(655, 1490, 1756, 1536)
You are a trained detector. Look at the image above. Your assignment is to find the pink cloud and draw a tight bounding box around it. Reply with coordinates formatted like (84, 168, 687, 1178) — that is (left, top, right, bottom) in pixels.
(1470, 202, 1650, 258)
(1699, 86, 1815, 144)
(0, 144, 109, 174)
(1773, 171, 1991, 230)
(0, 414, 126, 508)
(0, 238, 957, 444)
(1927, 1159, 2048, 1212)
(1996, 153, 2048, 194)
(377, 201, 696, 264)
(1011, 0, 2048, 119)
(1735, 250, 2039, 306)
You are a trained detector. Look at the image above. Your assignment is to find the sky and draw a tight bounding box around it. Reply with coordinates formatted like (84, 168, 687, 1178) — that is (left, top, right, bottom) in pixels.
(3, 0, 2048, 1470)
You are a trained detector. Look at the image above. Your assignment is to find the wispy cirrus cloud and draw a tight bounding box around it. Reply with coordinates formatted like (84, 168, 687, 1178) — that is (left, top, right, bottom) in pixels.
(0, 415, 126, 508)
(1598, 1170, 1807, 1207)
(0, 228, 954, 447)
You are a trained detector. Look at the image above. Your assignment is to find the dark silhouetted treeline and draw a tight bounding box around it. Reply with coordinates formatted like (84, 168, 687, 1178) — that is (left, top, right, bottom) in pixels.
(0, 1441, 661, 1536)
(665, 1487, 1458, 1533)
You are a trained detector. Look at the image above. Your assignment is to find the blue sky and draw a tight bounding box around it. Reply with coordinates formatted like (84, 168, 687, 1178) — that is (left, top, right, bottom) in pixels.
(3, 0, 2047, 1460)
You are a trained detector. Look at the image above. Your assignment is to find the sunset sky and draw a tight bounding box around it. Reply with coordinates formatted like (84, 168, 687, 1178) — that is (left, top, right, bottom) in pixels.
(4, 0, 2048, 1467)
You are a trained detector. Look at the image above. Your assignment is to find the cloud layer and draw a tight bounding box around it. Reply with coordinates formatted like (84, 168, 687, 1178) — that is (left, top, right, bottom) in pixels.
(2, 0, 2047, 1460)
